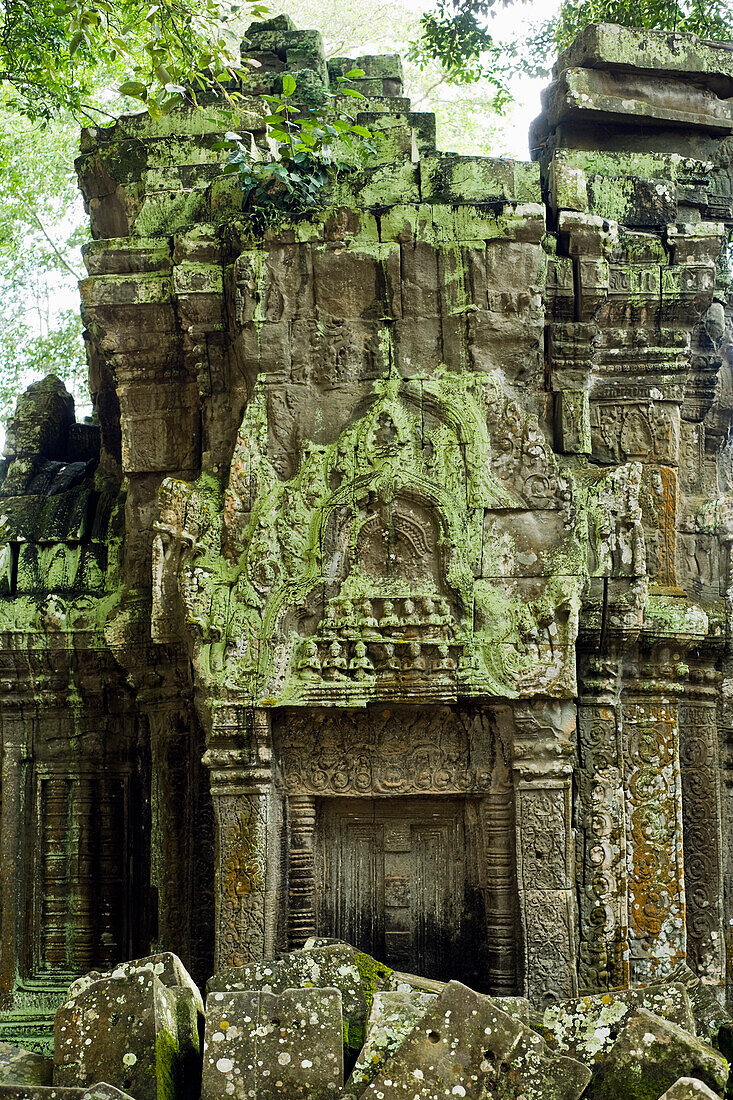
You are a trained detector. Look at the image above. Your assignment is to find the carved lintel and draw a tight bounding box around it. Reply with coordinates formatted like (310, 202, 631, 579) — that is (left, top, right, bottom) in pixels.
(512, 700, 578, 1002)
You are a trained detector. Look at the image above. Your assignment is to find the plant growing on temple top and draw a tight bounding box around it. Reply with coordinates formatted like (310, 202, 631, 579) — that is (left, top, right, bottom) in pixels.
(219, 69, 375, 218)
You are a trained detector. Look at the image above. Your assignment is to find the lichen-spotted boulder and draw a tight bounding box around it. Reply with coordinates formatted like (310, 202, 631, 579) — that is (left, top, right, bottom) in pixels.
(64, 953, 204, 1100)
(537, 982, 695, 1065)
(361, 980, 590, 1099)
(207, 943, 395, 1054)
(201, 987, 343, 1099)
(54, 970, 182, 1100)
(586, 1008, 729, 1100)
(344, 990, 436, 1096)
(0, 1041, 52, 1085)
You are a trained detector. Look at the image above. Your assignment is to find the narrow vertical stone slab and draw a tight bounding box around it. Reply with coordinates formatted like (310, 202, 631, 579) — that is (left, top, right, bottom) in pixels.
(202, 987, 343, 1099)
(54, 971, 181, 1100)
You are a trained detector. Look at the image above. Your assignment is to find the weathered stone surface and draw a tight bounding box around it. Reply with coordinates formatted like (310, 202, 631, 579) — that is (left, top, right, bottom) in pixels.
(207, 944, 395, 1053)
(0, 1088, 135, 1099)
(537, 982, 695, 1064)
(344, 990, 436, 1096)
(201, 987, 343, 1099)
(54, 970, 182, 1100)
(0, 1042, 53, 1086)
(658, 1078, 722, 1100)
(66, 955, 204, 1100)
(361, 980, 590, 1099)
(2, 13, 733, 1051)
(586, 1009, 729, 1100)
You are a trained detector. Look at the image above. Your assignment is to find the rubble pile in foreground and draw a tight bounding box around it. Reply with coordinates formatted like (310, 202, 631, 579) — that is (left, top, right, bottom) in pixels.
(0, 943, 730, 1099)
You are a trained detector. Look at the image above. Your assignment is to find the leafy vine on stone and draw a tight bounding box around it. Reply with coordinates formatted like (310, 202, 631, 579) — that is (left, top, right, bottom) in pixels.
(218, 70, 375, 218)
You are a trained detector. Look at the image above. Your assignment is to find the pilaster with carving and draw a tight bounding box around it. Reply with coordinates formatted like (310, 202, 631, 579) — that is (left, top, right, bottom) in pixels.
(512, 700, 578, 1003)
(679, 665, 725, 990)
(576, 654, 630, 992)
(203, 705, 281, 968)
(622, 663, 686, 983)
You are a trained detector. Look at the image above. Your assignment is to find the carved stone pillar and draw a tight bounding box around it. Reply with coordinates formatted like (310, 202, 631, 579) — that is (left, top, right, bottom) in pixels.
(203, 705, 281, 969)
(576, 655, 630, 992)
(679, 666, 725, 989)
(0, 709, 27, 1005)
(622, 664, 686, 983)
(512, 699, 578, 1003)
(287, 795, 317, 949)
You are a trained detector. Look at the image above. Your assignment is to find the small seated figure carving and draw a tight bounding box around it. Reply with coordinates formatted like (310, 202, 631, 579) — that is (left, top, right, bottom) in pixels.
(403, 640, 426, 674)
(349, 640, 375, 681)
(380, 599, 400, 628)
(358, 599, 381, 639)
(323, 639, 348, 680)
(402, 597, 417, 622)
(422, 596, 442, 625)
(297, 639, 322, 680)
(336, 598, 354, 628)
(434, 642, 456, 673)
(322, 602, 339, 637)
(379, 642, 401, 673)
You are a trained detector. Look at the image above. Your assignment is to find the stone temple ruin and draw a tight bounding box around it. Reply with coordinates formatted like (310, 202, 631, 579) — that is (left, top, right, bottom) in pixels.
(2, 12, 733, 1080)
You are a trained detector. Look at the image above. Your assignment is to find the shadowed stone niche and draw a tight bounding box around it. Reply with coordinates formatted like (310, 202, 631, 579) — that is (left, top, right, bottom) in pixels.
(2, 14, 733, 1050)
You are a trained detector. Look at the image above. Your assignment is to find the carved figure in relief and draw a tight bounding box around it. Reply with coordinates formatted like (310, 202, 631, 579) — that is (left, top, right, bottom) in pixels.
(323, 640, 348, 680)
(349, 640, 375, 680)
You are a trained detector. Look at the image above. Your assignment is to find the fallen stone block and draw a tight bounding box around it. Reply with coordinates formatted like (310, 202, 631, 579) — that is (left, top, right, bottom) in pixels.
(202, 986, 343, 1099)
(538, 982, 695, 1064)
(666, 963, 731, 1046)
(66, 953, 204, 1100)
(0, 1086, 135, 1095)
(586, 1008, 729, 1100)
(361, 980, 590, 1100)
(0, 1087, 135, 1099)
(0, 1041, 52, 1085)
(344, 990, 436, 1096)
(0, 1089, 87, 1099)
(658, 1078, 723, 1099)
(54, 969, 182, 1100)
(208, 942, 395, 1053)
(82, 1089, 138, 1100)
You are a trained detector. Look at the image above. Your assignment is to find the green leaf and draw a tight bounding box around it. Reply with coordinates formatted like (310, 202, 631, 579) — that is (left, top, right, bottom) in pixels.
(118, 80, 147, 97)
(282, 73, 296, 96)
(69, 31, 85, 55)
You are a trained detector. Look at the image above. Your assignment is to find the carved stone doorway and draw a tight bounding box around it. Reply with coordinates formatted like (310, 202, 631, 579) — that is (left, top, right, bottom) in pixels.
(317, 797, 485, 985)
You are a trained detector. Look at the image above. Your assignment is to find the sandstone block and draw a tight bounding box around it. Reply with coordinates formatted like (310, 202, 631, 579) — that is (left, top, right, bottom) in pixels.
(344, 990, 436, 1096)
(64, 954, 204, 1100)
(0, 1087, 135, 1099)
(586, 1008, 729, 1100)
(54, 970, 182, 1100)
(0, 1041, 52, 1085)
(362, 980, 590, 1100)
(658, 1078, 723, 1099)
(201, 987, 343, 1100)
(207, 943, 395, 1053)
(539, 981, 695, 1065)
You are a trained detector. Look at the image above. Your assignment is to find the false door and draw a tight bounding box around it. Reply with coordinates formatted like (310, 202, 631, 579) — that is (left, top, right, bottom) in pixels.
(318, 797, 470, 982)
